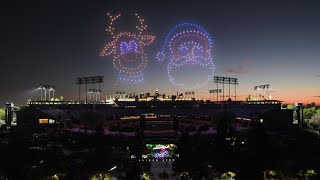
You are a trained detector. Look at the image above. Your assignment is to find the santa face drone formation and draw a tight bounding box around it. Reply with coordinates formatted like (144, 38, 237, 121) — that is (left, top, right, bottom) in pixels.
(157, 23, 215, 89)
(100, 13, 155, 84)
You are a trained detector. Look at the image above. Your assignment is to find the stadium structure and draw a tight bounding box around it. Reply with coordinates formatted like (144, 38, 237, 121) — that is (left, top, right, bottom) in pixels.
(18, 92, 290, 133)
(14, 84, 294, 161)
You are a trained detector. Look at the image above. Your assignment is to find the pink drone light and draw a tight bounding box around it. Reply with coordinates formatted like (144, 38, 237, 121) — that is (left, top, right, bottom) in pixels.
(100, 13, 155, 84)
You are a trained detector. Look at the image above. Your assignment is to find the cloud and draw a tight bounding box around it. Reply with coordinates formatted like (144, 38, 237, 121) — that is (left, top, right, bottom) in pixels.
(224, 61, 250, 74)
(313, 96, 320, 98)
(316, 75, 320, 77)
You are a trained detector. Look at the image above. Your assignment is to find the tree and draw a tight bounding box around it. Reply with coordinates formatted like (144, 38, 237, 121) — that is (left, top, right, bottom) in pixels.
(286, 105, 294, 109)
(310, 110, 320, 131)
(310, 102, 316, 107)
(221, 171, 236, 179)
(304, 107, 317, 119)
(297, 169, 318, 180)
(311, 109, 320, 122)
(0, 109, 5, 120)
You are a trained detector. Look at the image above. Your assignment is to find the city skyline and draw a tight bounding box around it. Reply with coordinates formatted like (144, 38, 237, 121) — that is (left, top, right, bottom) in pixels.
(1, 0, 320, 105)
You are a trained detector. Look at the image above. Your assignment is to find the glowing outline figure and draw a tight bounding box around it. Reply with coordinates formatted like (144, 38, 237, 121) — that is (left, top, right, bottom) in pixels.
(154, 149, 169, 159)
(157, 23, 215, 89)
(100, 13, 155, 84)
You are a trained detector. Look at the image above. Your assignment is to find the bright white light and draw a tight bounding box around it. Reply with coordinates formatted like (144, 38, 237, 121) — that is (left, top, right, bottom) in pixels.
(152, 144, 169, 150)
(108, 166, 117, 172)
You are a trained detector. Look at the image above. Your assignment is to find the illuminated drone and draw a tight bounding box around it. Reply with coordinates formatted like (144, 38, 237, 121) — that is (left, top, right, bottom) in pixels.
(100, 13, 155, 84)
(157, 23, 215, 89)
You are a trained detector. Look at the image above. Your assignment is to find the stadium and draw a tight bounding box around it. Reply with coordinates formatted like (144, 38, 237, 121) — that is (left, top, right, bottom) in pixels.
(17, 91, 290, 137)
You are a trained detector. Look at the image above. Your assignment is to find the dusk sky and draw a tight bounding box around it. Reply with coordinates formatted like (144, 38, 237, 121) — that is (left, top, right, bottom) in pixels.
(1, 0, 320, 105)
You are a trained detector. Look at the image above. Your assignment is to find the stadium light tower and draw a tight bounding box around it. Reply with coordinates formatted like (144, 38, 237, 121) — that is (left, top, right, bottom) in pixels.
(97, 90, 101, 102)
(43, 86, 47, 101)
(38, 84, 55, 101)
(88, 89, 101, 102)
(254, 84, 270, 100)
(38, 84, 44, 101)
(209, 89, 222, 102)
(49, 86, 56, 100)
(52, 88, 54, 98)
(77, 76, 104, 103)
(214, 76, 239, 101)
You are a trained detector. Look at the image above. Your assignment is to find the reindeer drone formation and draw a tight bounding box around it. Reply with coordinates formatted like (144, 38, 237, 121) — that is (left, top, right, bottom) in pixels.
(100, 13, 155, 84)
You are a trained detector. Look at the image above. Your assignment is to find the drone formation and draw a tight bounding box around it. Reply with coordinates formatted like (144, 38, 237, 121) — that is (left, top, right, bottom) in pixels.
(100, 13, 215, 89)
(100, 13, 155, 84)
(157, 23, 215, 89)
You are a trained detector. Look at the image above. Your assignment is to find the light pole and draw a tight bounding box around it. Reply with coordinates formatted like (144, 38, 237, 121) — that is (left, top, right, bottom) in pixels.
(49, 86, 56, 101)
(44, 87, 47, 101)
(52, 88, 55, 100)
(38, 84, 44, 101)
(48, 87, 51, 101)
(5, 103, 14, 133)
(39, 85, 56, 101)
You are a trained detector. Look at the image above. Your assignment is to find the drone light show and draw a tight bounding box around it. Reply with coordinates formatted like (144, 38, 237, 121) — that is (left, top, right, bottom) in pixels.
(157, 23, 215, 89)
(100, 13, 155, 84)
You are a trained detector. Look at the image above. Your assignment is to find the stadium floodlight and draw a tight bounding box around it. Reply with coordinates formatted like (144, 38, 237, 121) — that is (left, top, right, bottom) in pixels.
(254, 84, 271, 100)
(48, 86, 56, 100)
(38, 84, 55, 101)
(214, 76, 239, 101)
(38, 84, 44, 101)
(88, 89, 94, 93)
(209, 89, 222, 102)
(88, 89, 101, 102)
(254, 84, 270, 91)
(184, 91, 195, 98)
(115, 91, 126, 99)
(209, 89, 222, 93)
(76, 76, 104, 103)
(42, 85, 54, 101)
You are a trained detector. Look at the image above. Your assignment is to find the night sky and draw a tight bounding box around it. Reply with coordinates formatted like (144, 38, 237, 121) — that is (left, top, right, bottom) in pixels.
(1, 0, 320, 105)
